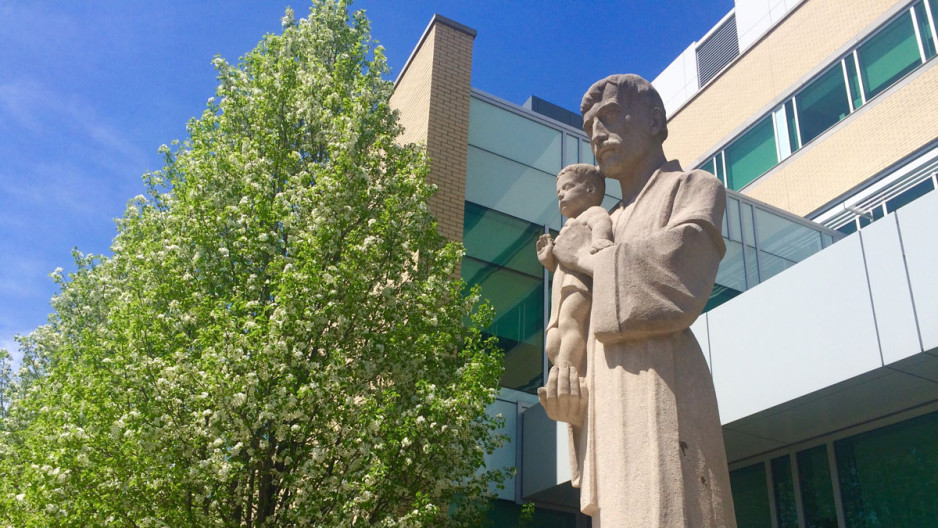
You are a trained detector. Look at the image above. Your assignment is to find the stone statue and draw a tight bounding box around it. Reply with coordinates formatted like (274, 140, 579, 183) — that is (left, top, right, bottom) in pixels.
(537, 163, 613, 427)
(538, 74, 737, 528)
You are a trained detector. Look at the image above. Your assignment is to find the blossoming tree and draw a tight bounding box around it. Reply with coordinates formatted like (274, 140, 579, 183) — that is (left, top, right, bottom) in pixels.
(0, 2, 505, 526)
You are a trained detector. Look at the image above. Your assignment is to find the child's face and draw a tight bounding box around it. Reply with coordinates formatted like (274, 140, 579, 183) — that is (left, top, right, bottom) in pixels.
(556, 171, 597, 218)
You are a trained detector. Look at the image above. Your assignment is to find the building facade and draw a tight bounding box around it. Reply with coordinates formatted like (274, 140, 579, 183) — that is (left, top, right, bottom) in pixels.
(390, 2, 938, 526)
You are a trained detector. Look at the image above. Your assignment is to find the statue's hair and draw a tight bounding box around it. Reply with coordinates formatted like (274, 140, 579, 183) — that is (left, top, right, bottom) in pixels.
(559, 163, 605, 197)
(580, 74, 668, 142)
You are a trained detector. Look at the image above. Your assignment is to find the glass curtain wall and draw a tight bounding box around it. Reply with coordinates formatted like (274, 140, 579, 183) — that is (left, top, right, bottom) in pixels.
(700, 0, 937, 191)
(729, 410, 938, 528)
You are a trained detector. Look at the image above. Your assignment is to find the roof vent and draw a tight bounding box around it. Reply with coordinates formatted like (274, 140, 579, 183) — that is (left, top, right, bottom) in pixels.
(696, 14, 740, 88)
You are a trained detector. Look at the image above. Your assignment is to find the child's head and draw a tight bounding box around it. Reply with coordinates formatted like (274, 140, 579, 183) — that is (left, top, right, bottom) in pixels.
(556, 164, 605, 218)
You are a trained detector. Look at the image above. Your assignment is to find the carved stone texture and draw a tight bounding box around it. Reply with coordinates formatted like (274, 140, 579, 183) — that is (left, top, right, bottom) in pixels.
(538, 74, 737, 528)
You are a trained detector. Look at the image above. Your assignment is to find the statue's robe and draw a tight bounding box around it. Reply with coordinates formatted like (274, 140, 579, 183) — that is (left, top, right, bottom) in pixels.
(570, 160, 737, 528)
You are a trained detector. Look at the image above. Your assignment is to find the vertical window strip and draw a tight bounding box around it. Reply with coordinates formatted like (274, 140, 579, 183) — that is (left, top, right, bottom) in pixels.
(928, 0, 938, 48)
(852, 51, 867, 104)
(910, 5, 929, 62)
(841, 59, 855, 112)
(790, 97, 803, 149)
(914, 0, 937, 58)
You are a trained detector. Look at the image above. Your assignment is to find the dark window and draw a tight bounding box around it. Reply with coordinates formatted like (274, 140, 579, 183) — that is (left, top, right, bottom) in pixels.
(730, 463, 772, 528)
(797, 446, 838, 528)
(795, 65, 851, 145)
(835, 411, 938, 528)
(772, 456, 799, 528)
(857, 11, 922, 99)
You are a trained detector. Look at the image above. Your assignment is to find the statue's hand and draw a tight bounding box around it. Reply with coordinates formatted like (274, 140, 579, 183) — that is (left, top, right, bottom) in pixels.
(537, 362, 588, 427)
(536, 234, 557, 272)
(553, 223, 594, 275)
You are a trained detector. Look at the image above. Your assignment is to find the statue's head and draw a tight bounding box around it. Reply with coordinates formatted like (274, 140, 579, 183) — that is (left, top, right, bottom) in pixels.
(556, 163, 605, 219)
(580, 74, 667, 178)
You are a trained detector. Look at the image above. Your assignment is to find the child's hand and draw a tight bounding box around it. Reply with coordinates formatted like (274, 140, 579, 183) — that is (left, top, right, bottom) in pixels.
(589, 239, 613, 254)
(536, 234, 557, 272)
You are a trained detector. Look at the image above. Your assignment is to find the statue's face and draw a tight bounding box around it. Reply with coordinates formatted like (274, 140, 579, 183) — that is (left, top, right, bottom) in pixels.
(582, 88, 655, 179)
(556, 171, 594, 219)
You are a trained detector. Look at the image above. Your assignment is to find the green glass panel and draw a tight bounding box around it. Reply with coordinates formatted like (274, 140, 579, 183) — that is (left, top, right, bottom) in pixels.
(835, 411, 938, 528)
(772, 456, 799, 528)
(725, 116, 778, 190)
(730, 463, 772, 528)
(914, 1, 936, 59)
(885, 177, 935, 212)
(462, 257, 543, 393)
(487, 500, 577, 528)
(580, 139, 595, 166)
(837, 220, 858, 236)
(466, 147, 563, 230)
(857, 11, 921, 99)
(463, 202, 543, 277)
(844, 56, 864, 109)
(701, 157, 717, 176)
(785, 100, 801, 150)
(932, 0, 938, 43)
(797, 446, 838, 528)
(565, 134, 580, 165)
(796, 65, 851, 145)
(468, 97, 563, 174)
(715, 152, 726, 184)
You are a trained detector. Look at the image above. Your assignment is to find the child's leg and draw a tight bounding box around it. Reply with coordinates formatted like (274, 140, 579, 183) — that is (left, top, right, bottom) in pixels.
(546, 326, 562, 366)
(556, 290, 590, 375)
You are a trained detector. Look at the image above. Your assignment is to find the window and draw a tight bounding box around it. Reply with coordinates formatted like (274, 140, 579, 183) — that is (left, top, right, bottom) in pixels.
(730, 463, 772, 528)
(463, 203, 545, 393)
(725, 116, 778, 190)
(771, 456, 799, 528)
(835, 411, 938, 528)
(795, 65, 851, 145)
(797, 446, 838, 528)
(857, 11, 922, 99)
(885, 177, 935, 212)
(914, 0, 937, 59)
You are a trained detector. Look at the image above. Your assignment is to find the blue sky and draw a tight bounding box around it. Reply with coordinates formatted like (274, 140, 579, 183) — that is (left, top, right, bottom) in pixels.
(0, 0, 732, 364)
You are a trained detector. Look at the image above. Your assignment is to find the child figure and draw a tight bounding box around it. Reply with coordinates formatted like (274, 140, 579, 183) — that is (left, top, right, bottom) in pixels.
(536, 164, 613, 390)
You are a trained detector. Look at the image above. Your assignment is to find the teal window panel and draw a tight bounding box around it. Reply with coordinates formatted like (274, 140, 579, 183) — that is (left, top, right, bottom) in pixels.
(487, 500, 577, 528)
(462, 257, 544, 394)
(565, 134, 579, 165)
(932, 0, 938, 41)
(701, 157, 717, 177)
(468, 97, 563, 175)
(466, 146, 562, 230)
(797, 445, 838, 528)
(463, 202, 543, 277)
(844, 56, 864, 110)
(730, 463, 772, 528)
(725, 116, 778, 190)
(884, 178, 935, 212)
(785, 99, 801, 152)
(914, 0, 936, 59)
(796, 65, 851, 145)
(857, 11, 922, 99)
(716, 239, 747, 292)
(835, 411, 938, 528)
(755, 207, 823, 264)
(580, 138, 595, 166)
(771, 456, 799, 528)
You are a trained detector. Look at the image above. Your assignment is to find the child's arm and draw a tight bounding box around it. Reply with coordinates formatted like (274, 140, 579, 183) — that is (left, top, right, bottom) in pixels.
(536, 234, 558, 272)
(583, 206, 614, 254)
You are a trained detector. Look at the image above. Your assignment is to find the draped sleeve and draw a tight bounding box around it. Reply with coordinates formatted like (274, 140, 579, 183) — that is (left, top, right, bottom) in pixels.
(591, 169, 726, 344)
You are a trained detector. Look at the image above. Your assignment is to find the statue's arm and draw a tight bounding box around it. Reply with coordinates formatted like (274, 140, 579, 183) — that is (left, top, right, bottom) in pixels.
(592, 172, 726, 344)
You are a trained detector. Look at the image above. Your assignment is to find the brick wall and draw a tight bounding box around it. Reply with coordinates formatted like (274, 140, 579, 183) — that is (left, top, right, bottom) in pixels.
(666, 0, 898, 168)
(747, 61, 938, 215)
(389, 16, 475, 244)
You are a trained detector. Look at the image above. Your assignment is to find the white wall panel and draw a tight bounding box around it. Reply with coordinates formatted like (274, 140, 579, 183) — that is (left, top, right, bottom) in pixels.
(861, 214, 922, 363)
(895, 191, 938, 351)
(709, 235, 882, 423)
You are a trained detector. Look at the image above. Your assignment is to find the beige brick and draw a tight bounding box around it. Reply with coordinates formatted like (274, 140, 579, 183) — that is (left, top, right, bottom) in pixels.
(390, 17, 475, 245)
(667, 0, 899, 168)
